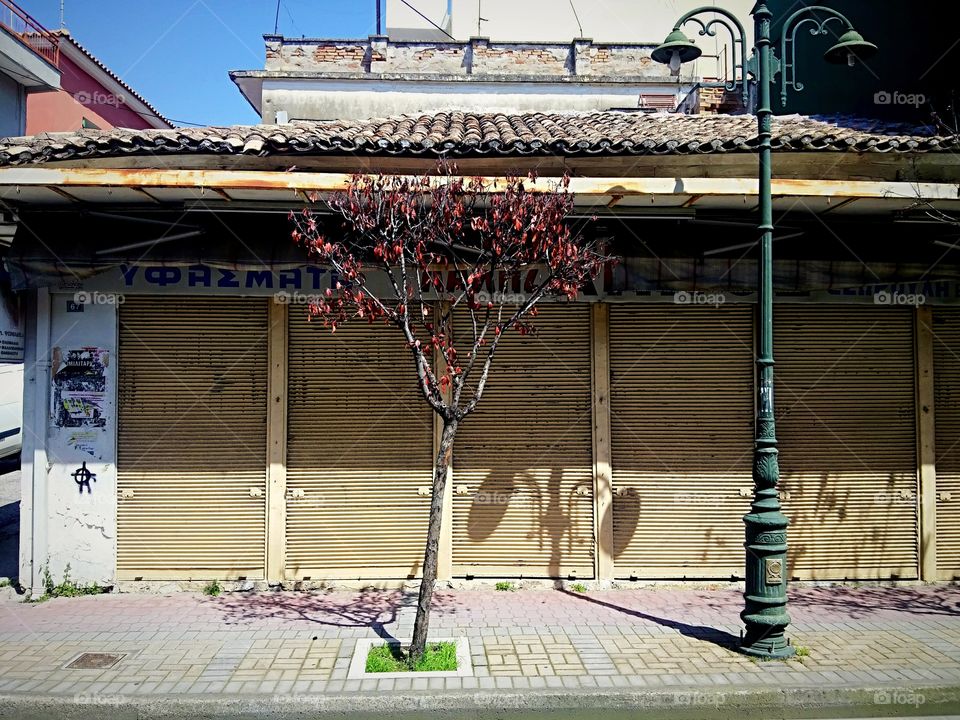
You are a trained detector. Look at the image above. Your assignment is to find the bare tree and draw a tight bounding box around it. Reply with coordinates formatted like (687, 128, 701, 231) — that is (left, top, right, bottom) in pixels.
(290, 166, 611, 661)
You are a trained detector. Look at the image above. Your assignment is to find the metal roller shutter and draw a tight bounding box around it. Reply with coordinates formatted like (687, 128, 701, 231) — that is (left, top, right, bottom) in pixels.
(117, 297, 269, 580)
(285, 312, 434, 580)
(933, 309, 960, 578)
(609, 304, 754, 578)
(775, 306, 918, 579)
(451, 304, 595, 578)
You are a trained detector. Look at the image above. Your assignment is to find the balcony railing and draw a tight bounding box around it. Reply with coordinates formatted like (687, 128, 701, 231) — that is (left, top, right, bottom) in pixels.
(0, 0, 59, 68)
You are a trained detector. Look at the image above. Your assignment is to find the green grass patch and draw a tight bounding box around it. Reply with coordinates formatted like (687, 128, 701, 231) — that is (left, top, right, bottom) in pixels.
(495, 581, 515, 591)
(202, 580, 222, 597)
(570, 582, 587, 593)
(31, 564, 105, 602)
(0, 578, 10, 589)
(365, 641, 458, 673)
(794, 645, 810, 659)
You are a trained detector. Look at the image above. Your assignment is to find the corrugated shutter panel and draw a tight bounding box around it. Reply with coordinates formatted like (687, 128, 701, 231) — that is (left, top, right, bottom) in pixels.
(452, 305, 595, 578)
(117, 297, 268, 580)
(286, 312, 434, 579)
(609, 305, 754, 578)
(933, 309, 960, 578)
(775, 306, 917, 579)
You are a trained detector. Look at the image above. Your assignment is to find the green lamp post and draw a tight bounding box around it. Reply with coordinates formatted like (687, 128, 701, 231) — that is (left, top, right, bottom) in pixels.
(652, 3, 877, 660)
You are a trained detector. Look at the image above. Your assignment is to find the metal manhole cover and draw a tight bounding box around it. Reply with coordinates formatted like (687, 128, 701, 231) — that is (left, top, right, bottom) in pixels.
(65, 652, 126, 669)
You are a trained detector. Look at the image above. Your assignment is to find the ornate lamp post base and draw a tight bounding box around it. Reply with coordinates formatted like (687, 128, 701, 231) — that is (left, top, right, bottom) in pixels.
(739, 635, 795, 659)
(741, 514, 794, 658)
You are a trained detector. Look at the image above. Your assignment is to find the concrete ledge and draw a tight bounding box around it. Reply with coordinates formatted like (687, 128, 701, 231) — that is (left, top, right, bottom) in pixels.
(2, 684, 960, 719)
(346, 637, 472, 679)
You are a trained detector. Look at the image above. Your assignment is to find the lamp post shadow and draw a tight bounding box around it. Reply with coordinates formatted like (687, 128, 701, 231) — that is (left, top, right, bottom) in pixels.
(557, 588, 740, 651)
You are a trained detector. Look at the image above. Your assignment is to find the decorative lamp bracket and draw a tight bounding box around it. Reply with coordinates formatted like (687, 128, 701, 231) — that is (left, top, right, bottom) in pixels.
(746, 51, 781, 83)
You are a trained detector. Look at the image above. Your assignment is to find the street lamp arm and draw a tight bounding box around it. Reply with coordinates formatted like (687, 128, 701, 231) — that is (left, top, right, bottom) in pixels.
(673, 6, 749, 105)
(777, 6, 857, 107)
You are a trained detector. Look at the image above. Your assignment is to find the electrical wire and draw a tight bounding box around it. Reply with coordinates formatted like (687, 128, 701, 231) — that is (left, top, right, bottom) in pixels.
(399, 0, 455, 40)
(569, 0, 583, 37)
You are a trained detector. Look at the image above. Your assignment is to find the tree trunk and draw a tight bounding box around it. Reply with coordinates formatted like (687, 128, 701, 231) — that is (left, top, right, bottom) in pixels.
(409, 417, 457, 662)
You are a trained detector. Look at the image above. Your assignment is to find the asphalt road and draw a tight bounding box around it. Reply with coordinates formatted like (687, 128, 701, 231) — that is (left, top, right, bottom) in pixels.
(0, 455, 20, 582)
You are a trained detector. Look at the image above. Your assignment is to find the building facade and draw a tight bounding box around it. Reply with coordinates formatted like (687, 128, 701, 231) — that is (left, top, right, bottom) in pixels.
(1, 112, 959, 594)
(0, 0, 59, 144)
(25, 31, 172, 133)
(231, 0, 755, 122)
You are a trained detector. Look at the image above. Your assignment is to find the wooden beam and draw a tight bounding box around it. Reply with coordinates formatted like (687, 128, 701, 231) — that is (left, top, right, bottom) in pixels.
(916, 306, 937, 581)
(33, 151, 960, 183)
(265, 299, 288, 585)
(591, 303, 614, 581)
(0, 167, 956, 201)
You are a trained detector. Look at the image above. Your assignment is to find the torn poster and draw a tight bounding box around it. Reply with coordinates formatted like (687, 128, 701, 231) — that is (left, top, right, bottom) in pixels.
(52, 347, 108, 430)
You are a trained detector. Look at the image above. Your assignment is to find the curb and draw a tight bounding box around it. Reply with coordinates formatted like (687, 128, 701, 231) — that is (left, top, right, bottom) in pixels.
(1, 684, 959, 719)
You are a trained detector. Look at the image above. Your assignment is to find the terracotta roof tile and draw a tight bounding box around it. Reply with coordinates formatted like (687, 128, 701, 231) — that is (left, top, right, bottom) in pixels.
(0, 112, 953, 166)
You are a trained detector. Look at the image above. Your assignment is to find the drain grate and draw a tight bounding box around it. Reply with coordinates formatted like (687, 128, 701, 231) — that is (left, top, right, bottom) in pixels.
(65, 652, 126, 670)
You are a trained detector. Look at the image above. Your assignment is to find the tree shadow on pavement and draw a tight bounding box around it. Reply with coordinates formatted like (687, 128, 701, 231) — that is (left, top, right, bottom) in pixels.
(788, 585, 960, 618)
(210, 588, 458, 642)
(557, 589, 740, 651)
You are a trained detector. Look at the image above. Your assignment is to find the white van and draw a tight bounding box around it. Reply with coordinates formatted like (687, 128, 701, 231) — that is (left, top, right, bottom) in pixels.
(0, 363, 22, 459)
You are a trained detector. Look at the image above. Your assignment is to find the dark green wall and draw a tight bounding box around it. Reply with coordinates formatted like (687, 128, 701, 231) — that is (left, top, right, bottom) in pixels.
(769, 0, 959, 127)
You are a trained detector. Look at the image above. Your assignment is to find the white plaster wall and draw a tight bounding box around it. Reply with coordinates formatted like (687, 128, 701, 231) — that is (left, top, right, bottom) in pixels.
(263, 80, 688, 120)
(41, 295, 117, 586)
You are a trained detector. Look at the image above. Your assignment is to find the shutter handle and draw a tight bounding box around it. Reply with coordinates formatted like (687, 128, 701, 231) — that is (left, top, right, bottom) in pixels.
(249, 487, 264, 498)
(120, 489, 134, 499)
(417, 486, 431, 496)
(574, 487, 590, 496)
(614, 487, 635, 497)
(940, 491, 953, 502)
(289, 488, 305, 499)
(739, 488, 752, 498)
(455, 485, 470, 495)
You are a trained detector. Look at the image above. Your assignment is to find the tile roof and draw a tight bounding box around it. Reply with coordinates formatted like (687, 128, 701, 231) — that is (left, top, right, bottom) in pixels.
(0, 112, 954, 166)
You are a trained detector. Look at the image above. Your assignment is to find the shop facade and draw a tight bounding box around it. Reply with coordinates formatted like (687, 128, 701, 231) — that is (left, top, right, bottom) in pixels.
(2, 112, 959, 593)
(16, 268, 960, 590)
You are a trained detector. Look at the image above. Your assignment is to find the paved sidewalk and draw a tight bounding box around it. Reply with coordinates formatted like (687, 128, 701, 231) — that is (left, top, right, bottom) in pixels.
(1, 584, 959, 717)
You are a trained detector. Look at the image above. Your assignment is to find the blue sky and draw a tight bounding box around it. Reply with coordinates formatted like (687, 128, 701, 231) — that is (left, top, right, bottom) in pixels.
(19, 0, 378, 126)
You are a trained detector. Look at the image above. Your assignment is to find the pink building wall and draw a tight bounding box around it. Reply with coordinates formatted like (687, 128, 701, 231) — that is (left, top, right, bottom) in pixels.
(26, 51, 155, 133)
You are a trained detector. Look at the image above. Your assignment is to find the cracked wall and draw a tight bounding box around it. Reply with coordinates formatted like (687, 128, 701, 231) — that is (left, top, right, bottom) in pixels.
(43, 297, 117, 586)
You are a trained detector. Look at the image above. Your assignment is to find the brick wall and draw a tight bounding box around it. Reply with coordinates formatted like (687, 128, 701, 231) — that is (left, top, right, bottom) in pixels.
(265, 35, 667, 80)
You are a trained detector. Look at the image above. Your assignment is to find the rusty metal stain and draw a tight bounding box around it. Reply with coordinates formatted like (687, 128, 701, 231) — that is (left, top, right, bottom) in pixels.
(0, 167, 955, 201)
